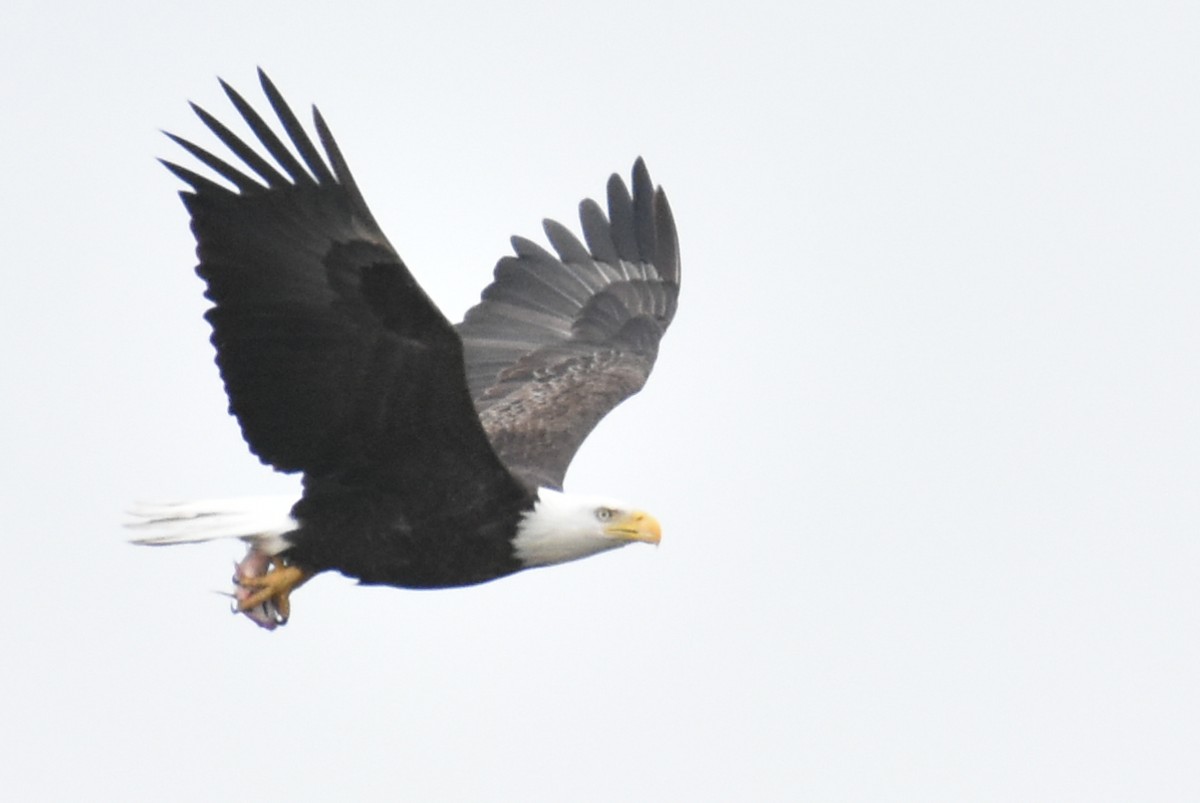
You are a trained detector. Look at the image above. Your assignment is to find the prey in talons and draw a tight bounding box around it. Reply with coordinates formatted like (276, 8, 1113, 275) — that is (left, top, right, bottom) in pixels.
(231, 548, 311, 630)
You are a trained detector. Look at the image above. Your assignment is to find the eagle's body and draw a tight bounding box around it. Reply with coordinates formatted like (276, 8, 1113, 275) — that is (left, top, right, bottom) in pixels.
(128, 71, 679, 628)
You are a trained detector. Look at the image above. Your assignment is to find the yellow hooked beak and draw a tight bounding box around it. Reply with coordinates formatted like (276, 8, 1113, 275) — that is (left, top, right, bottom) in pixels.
(604, 510, 662, 545)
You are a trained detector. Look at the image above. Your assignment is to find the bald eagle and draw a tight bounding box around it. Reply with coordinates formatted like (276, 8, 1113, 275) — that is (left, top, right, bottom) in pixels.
(128, 71, 680, 629)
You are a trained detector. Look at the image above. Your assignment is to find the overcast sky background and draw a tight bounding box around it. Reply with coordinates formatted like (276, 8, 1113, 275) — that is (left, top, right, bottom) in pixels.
(3, 1, 1198, 800)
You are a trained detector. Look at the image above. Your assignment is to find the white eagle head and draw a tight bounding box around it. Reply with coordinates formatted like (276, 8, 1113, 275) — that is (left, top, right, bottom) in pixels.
(512, 488, 662, 568)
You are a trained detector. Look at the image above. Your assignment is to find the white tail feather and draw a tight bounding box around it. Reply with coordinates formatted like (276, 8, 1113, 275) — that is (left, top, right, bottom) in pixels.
(125, 496, 298, 555)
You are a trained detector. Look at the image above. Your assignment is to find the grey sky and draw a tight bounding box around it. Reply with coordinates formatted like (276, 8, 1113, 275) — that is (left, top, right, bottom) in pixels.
(3, 1, 1198, 800)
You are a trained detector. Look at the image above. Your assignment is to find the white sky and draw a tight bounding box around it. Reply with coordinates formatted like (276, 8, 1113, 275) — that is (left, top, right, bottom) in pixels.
(3, 1, 1198, 800)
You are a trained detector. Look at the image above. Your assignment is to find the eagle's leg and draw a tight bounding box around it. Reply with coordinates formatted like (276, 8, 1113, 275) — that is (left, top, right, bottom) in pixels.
(232, 552, 312, 628)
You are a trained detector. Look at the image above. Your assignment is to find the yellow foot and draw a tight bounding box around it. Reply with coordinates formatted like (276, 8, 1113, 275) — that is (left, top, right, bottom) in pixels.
(234, 560, 312, 627)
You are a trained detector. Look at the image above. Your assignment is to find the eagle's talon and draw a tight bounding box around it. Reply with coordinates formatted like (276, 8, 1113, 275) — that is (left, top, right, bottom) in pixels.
(233, 562, 308, 623)
(227, 550, 308, 629)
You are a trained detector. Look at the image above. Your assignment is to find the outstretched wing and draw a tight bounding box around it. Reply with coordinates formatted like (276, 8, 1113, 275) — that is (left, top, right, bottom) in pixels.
(163, 70, 522, 512)
(456, 160, 681, 489)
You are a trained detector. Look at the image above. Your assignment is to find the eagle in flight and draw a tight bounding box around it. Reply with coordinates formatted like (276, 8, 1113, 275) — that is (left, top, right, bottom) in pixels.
(128, 70, 680, 629)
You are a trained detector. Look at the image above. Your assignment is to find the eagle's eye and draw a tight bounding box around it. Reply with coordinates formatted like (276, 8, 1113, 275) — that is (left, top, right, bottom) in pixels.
(595, 507, 615, 522)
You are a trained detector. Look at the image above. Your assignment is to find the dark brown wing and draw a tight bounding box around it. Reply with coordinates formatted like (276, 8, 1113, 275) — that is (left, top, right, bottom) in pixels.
(163, 70, 524, 513)
(455, 160, 680, 489)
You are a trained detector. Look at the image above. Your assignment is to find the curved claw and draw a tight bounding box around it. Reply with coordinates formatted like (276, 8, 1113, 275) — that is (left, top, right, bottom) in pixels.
(229, 595, 285, 629)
